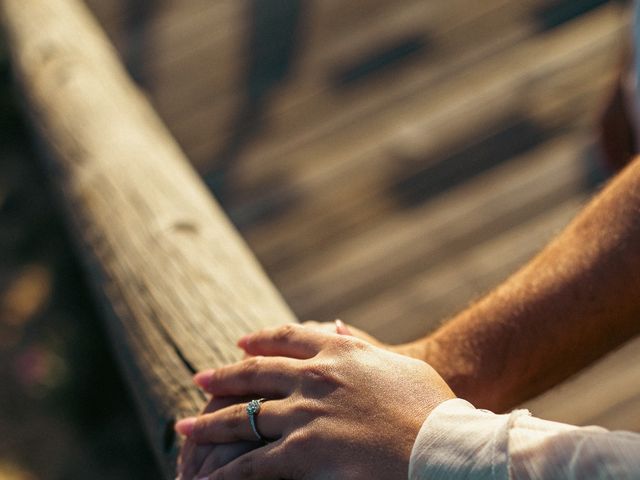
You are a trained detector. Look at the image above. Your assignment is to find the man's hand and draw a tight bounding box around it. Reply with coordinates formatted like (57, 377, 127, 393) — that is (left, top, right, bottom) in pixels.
(303, 319, 428, 360)
(176, 324, 455, 480)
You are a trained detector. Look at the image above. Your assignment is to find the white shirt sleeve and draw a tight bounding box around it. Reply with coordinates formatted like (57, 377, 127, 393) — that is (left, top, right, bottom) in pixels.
(408, 398, 640, 480)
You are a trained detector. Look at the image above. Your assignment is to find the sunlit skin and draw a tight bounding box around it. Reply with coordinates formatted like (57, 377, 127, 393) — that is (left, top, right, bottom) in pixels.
(176, 325, 454, 480)
(177, 156, 640, 479)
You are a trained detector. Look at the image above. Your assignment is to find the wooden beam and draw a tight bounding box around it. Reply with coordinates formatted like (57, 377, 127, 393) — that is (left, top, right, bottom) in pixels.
(0, 0, 297, 476)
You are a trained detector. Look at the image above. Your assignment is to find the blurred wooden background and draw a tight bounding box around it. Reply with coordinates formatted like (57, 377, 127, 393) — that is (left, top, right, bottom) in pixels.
(81, 0, 639, 434)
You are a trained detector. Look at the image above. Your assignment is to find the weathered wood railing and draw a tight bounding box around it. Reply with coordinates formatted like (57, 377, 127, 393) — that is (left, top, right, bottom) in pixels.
(0, 0, 298, 476)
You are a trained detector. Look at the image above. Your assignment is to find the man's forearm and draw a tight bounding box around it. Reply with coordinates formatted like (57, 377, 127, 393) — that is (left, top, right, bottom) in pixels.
(407, 157, 640, 412)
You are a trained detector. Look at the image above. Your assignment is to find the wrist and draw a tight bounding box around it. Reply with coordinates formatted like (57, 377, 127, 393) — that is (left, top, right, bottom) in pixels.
(389, 337, 433, 360)
(411, 333, 492, 409)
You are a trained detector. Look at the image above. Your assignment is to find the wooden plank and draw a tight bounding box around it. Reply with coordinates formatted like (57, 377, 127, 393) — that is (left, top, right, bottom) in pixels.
(244, 72, 611, 290)
(118, 0, 536, 171)
(0, 0, 297, 476)
(268, 0, 519, 107)
(143, 0, 407, 100)
(275, 134, 598, 319)
(131, 0, 247, 168)
(168, 0, 537, 167)
(142, 0, 246, 98)
(229, 7, 610, 212)
(156, 0, 516, 120)
(91, 1, 622, 176)
(235, 2, 620, 194)
(239, 12, 620, 275)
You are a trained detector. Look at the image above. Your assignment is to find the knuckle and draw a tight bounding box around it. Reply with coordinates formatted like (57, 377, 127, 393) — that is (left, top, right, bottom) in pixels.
(191, 420, 202, 439)
(300, 359, 341, 387)
(194, 416, 219, 443)
(207, 369, 222, 386)
(273, 323, 299, 343)
(240, 356, 263, 380)
(310, 362, 331, 381)
(228, 404, 246, 433)
(244, 355, 263, 370)
(328, 335, 371, 358)
(300, 362, 327, 383)
(284, 429, 313, 455)
(295, 399, 325, 419)
(299, 360, 346, 398)
(333, 334, 359, 351)
(191, 417, 207, 440)
(349, 336, 371, 351)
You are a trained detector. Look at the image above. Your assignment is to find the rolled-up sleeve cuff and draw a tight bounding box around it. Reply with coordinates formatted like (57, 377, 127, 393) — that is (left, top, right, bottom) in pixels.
(409, 398, 530, 480)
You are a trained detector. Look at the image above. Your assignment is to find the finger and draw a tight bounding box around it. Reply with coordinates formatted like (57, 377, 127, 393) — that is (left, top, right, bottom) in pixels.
(193, 356, 299, 397)
(183, 398, 286, 444)
(238, 323, 332, 358)
(302, 320, 333, 332)
(196, 442, 256, 478)
(179, 397, 251, 479)
(335, 318, 353, 335)
(302, 319, 352, 337)
(196, 441, 287, 480)
(179, 442, 215, 480)
(202, 395, 252, 413)
(177, 439, 196, 479)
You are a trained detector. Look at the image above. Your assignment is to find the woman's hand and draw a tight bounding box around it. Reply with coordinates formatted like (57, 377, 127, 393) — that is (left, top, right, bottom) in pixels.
(178, 438, 255, 480)
(178, 319, 427, 478)
(177, 397, 257, 480)
(303, 319, 429, 360)
(176, 324, 455, 480)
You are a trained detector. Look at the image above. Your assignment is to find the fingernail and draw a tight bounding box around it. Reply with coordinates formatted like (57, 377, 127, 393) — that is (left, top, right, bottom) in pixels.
(175, 417, 196, 436)
(237, 334, 251, 349)
(193, 370, 214, 389)
(335, 319, 352, 335)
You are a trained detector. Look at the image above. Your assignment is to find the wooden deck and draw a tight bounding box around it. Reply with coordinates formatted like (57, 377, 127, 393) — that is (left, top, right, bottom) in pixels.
(88, 0, 640, 429)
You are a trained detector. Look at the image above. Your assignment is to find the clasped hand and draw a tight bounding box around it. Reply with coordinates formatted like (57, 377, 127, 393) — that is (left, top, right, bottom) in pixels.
(176, 324, 454, 480)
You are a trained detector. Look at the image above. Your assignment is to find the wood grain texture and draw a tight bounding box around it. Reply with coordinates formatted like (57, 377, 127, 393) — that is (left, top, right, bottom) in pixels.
(0, 0, 297, 476)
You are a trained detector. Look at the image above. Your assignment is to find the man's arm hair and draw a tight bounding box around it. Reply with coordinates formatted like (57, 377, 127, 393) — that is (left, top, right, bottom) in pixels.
(406, 156, 640, 412)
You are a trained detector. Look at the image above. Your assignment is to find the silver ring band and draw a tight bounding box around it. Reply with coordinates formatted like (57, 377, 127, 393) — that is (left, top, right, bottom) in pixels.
(246, 398, 268, 442)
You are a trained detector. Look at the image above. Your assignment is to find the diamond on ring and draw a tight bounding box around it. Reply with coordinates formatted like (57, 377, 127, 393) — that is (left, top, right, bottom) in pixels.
(246, 398, 268, 443)
(247, 399, 262, 416)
